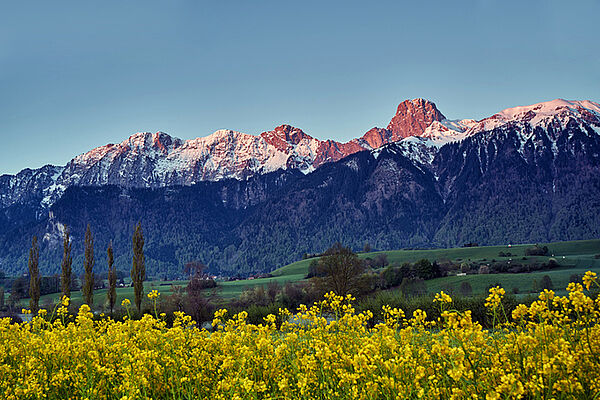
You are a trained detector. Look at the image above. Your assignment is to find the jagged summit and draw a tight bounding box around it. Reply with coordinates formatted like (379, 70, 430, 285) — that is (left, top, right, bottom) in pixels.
(387, 98, 446, 139)
(2, 97, 599, 212)
(358, 99, 476, 150)
(261, 125, 313, 146)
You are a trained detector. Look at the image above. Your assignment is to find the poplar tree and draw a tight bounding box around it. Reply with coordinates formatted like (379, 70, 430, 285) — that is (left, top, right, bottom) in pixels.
(82, 224, 95, 306)
(107, 241, 117, 314)
(61, 228, 72, 299)
(131, 222, 145, 313)
(28, 236, 41, 313)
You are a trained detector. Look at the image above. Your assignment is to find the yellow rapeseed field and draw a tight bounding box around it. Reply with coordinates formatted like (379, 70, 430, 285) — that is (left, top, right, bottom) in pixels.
(1, 272, 599, 399)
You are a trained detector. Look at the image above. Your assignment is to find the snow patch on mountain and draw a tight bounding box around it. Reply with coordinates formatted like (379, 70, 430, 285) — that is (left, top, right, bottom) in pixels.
(421, 119, 478, 146)
(344, 159, 359, 172)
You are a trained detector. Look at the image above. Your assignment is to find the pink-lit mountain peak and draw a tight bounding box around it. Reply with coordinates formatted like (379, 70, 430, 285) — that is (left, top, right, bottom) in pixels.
(260, 124, 315, 151)
(73, 97, 600, 184)
(4, 97, 600, 212)
(358, 99, 467, 149)
(494, 99, 600, 119)
(387, 98, 446, 139)
(74, 98, 600, 174)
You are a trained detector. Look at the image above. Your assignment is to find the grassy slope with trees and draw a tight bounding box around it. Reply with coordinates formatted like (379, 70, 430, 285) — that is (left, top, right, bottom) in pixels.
(5, 238, 600, 309)
(275, 239, 600, 277)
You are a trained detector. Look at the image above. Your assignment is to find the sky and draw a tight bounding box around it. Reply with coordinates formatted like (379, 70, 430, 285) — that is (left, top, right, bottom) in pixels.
(1, 0, 599, 175)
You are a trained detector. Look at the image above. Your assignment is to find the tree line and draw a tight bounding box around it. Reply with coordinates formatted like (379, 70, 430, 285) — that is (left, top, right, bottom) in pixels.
(25, 222, 146, 315)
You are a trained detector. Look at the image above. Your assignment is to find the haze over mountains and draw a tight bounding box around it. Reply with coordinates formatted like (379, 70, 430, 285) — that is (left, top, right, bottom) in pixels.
(1, 98, 599, 277)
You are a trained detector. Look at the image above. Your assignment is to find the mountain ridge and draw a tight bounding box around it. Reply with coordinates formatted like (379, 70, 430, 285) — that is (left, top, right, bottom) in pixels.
(1, 97, 600, 276)
(4, 98, 598, 214)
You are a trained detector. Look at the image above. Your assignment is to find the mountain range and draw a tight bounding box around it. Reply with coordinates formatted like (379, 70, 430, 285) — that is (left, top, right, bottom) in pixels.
(1, 98, 599, 277)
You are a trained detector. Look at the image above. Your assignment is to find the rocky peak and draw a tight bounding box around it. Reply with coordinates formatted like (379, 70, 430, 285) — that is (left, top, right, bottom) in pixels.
(260, 124, 313, 151)
(358, 127, 392, 149)
(386, 99, 446, 140)
(120, 131, 181, 152)
(151, 131, 182, 153)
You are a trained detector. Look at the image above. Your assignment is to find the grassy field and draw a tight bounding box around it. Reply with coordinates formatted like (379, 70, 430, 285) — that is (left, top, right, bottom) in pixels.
(272, 239, 600, 278)
(215, 273, 306, 299)
(19, 280, 188, 310)
(270, 239, 600, 299)
(423, 266, 600, 297)
(10, 239, 600, 308)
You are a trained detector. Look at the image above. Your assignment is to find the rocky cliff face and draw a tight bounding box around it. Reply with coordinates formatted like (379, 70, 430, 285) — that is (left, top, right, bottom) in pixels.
(387, 98, 447, 139)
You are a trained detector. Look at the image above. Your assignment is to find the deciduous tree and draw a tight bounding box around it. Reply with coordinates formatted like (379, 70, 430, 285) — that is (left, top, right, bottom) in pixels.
(311, 242, 365, 296)
(459, 281, 473, 297)
(540, 275, 553, 290)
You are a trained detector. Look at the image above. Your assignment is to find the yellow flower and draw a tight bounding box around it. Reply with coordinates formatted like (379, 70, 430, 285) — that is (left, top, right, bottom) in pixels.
(485, 286, 505, 310)
(434, 291, 453, 304)
(121, 298, 131, 307)
(2, 279, 600, 399)
(147, 290, 160, 300)
(583, 271, 597, 290)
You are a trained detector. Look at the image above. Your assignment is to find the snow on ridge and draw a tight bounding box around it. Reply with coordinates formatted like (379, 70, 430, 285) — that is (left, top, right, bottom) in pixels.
(48, 98, 600, 192)
(370, 136, 438, 166)
(495, 99, 600, 120)
(456, 99, 600, 158)
(7, 98, 600, 211)
(468, 99, 600, 134)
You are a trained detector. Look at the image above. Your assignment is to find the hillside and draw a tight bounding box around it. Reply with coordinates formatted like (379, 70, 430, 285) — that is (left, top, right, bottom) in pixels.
(273, 239, 600, 276)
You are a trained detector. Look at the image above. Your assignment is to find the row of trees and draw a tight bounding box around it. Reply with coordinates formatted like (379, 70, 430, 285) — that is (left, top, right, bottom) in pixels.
(27, 222, 146, 314)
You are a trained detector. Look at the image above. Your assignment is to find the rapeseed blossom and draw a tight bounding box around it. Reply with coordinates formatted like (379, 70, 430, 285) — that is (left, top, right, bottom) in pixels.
(1, 274, 599, 399)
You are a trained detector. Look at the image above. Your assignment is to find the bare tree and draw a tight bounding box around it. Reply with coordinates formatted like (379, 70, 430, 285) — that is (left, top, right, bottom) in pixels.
(184, 260, 206, 279)
(311, 242, 365, 296)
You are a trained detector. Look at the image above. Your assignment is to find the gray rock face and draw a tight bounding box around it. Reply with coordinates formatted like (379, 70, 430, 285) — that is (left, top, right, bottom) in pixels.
(0, 165, 63, 209)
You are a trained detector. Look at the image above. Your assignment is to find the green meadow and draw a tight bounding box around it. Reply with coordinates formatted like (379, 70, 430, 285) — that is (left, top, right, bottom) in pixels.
(13, 238, 600, 309)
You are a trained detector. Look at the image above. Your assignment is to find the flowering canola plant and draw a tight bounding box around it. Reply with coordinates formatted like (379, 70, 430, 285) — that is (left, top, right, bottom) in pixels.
(1, 275, 599, 399)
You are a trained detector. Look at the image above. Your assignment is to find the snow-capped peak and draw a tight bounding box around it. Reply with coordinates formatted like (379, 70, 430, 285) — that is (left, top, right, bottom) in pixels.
(4, 97, 600, 213)
(469, 99, 600, 133)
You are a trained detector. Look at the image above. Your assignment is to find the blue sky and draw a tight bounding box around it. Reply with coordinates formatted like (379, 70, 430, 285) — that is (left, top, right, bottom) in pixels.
(1, 0, 598, 175)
